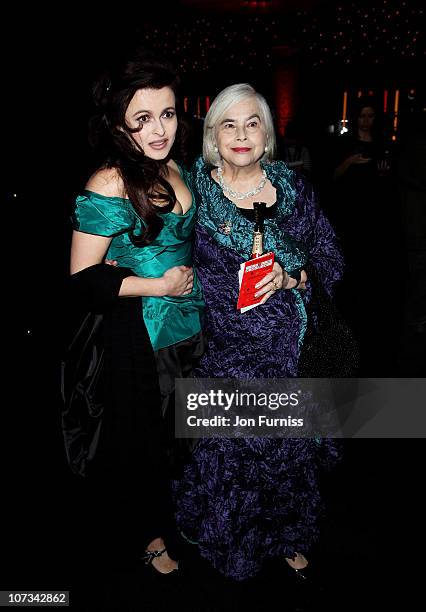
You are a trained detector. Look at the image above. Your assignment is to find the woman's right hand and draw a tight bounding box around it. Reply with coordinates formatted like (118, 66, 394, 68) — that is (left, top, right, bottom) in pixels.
(347, 153, 371, 165)
(334, 154, 371, 180)
(161, 266, 194, 296)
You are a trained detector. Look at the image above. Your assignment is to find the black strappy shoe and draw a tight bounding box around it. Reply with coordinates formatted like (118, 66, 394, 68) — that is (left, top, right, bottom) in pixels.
(292, 565, 310, 581)
(285, 555, 310, 582)
(286, 559, 325, 593)
(141, 548, 179, 577)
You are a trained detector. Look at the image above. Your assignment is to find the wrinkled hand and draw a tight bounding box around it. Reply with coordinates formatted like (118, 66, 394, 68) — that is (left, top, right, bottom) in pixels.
(162, 266, 194, 296)
(254, 262, 285, 304)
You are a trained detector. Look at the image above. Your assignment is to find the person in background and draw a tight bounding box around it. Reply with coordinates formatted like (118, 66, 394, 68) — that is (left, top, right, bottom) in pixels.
(280, 119, 312, 178)
(331, 95, 401, 374)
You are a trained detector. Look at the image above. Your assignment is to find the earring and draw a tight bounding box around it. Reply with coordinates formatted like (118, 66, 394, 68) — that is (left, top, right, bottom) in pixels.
(264, 145, 269, 153)
(214, 146, 218, 152)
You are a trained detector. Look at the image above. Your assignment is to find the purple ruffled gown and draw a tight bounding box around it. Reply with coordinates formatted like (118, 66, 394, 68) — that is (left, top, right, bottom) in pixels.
(173, 158, 343, 580)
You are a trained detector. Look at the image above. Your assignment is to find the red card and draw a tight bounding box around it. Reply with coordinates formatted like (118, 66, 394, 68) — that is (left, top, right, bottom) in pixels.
(237, 252, 275, 311)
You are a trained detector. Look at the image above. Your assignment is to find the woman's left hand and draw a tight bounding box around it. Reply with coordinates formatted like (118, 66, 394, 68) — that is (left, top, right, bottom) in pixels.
(377, 159, 391, 176)
(254, 262, 288, 303)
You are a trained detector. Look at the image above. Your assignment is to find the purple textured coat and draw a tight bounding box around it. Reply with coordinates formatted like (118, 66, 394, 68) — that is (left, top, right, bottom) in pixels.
(174, 159, 343, 580)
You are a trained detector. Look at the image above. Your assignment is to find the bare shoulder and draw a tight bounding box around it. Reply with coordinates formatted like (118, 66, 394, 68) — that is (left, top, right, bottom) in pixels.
(85, 167, 126, 198)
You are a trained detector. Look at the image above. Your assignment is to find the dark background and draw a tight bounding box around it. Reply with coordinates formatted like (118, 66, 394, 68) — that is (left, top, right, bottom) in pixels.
(3, 1, 425, 609)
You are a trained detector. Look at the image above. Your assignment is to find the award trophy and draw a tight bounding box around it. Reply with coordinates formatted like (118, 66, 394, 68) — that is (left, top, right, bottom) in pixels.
(251, 202, 267, 259)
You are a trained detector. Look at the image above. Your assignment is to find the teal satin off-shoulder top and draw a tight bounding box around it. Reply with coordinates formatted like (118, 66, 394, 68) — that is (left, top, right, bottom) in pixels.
(72, 173, 204, 351)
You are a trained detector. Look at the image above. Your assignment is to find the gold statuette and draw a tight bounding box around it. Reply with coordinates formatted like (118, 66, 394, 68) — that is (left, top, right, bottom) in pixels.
(251, 202, 267, 259)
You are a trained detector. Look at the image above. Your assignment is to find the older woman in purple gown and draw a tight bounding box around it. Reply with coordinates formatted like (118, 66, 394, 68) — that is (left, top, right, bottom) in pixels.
(174, 84, 343, 581)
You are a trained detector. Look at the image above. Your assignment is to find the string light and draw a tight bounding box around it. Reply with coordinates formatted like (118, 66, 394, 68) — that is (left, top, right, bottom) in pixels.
(135, 1, 422, 73)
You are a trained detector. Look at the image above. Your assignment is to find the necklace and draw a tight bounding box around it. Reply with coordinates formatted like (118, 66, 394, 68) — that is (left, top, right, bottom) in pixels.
(216, 166, 267, 200)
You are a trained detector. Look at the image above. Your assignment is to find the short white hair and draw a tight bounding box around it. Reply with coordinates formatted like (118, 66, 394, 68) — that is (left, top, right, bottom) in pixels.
(203, 83, 277, 167)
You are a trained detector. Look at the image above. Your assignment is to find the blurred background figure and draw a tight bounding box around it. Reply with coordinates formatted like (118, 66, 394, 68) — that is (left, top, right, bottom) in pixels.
(330, 96, 403, 375)
(333, 96, 390, 185)
(278, 119, 312, 178)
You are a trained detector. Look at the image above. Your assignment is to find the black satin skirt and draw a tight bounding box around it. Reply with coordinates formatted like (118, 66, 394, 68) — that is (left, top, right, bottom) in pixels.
(83, 297, 180, 564)
(155, 331, 205, 478)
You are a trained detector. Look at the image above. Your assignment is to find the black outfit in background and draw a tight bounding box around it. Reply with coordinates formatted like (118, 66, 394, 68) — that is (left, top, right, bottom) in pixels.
(331, 135, 388, 250)
(331, 135, 403, 374)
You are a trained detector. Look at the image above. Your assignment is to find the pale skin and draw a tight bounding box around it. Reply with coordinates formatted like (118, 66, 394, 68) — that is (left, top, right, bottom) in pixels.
(213, 97, 308, 571)
(71, 86, 195, 573)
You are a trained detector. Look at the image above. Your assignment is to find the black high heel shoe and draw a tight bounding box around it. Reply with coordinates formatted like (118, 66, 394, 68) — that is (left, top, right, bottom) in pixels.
(286, 559, 326, 594)
(292, 565, 310, 581)
(141, 548, 179, 577)
(285, 556, 310, 582)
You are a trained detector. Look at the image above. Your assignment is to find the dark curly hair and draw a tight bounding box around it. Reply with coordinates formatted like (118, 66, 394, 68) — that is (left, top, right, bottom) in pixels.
(349, 95, 383, 141)
(88, 51, 189, 246)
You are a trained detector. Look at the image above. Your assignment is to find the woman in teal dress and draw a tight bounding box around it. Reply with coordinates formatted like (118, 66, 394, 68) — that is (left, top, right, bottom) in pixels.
(69, 53, 204, 575)
(73, 168, 204, 396)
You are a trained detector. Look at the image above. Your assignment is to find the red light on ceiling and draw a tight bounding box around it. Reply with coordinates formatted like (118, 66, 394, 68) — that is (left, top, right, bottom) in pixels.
(274, 66, 296, 136)
(242, 0, 272, 7)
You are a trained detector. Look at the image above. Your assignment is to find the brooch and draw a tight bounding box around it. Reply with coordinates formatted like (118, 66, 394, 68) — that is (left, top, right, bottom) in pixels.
(217, 221, 232, 235)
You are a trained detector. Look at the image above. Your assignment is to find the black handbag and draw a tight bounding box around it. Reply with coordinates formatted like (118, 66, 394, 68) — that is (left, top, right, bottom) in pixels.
(298, 268, 360, 377)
